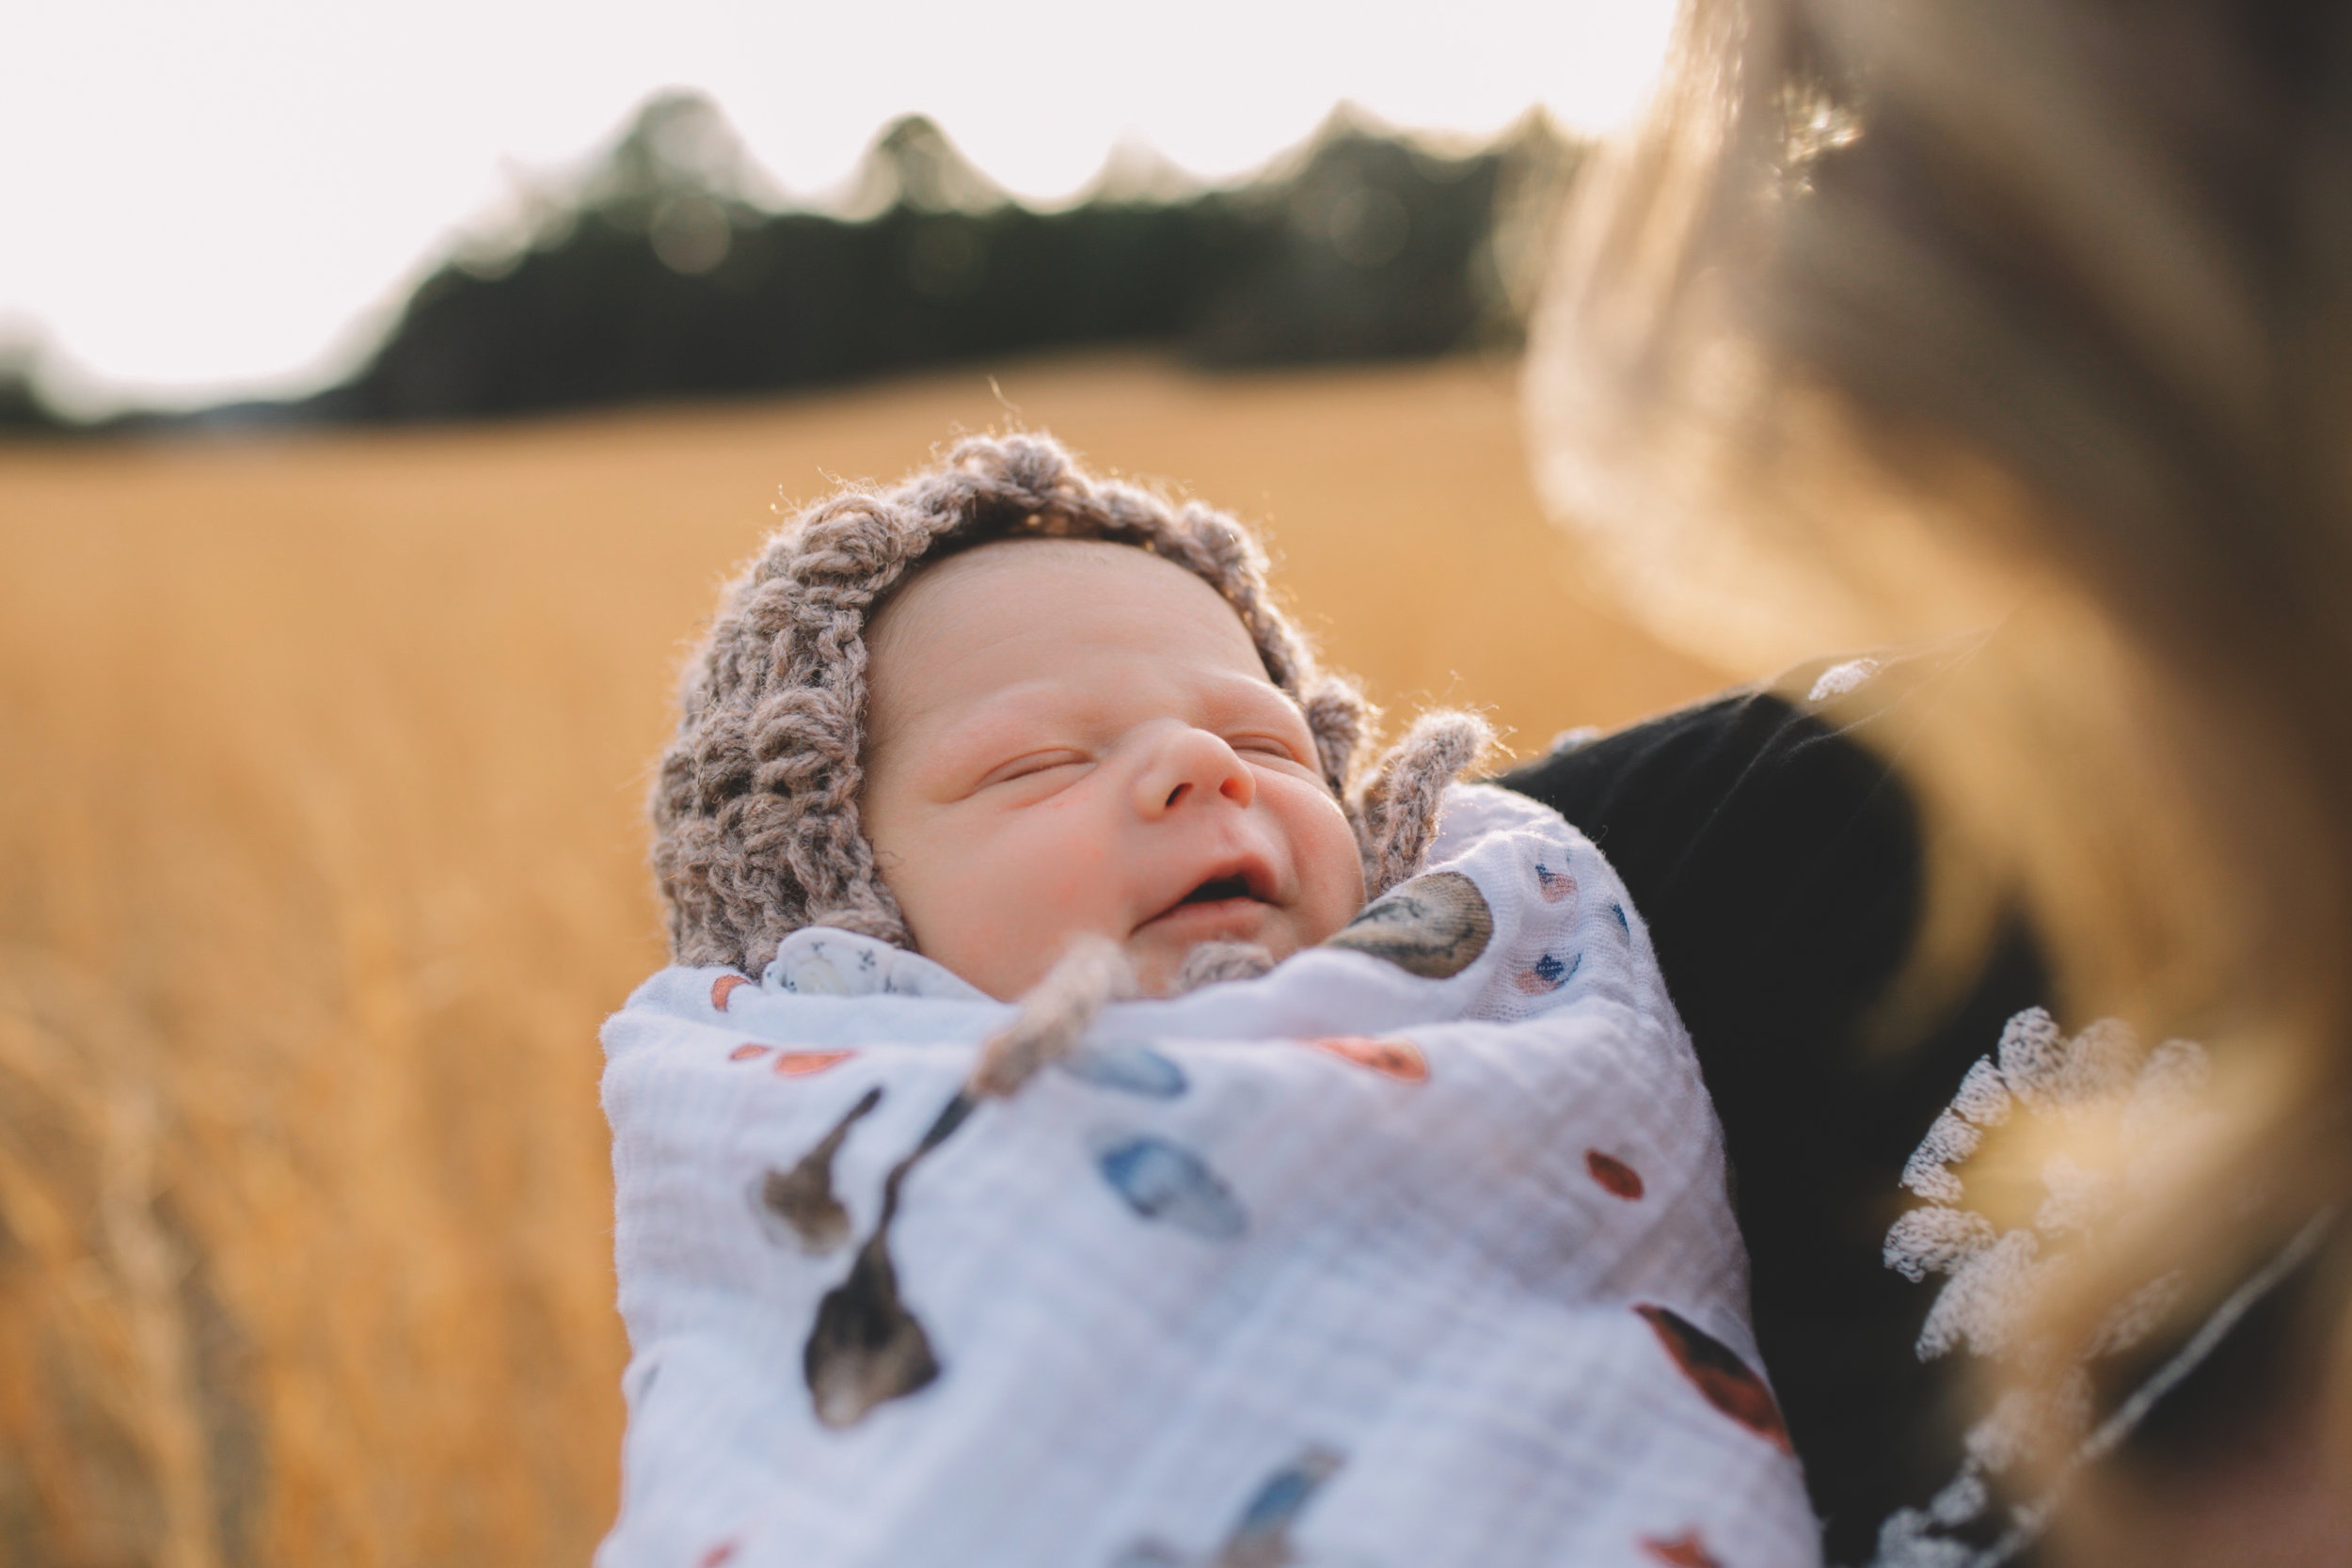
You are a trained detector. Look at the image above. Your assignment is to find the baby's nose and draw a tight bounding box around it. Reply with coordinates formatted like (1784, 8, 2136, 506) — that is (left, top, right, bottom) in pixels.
(1135, 725, 1255, 816)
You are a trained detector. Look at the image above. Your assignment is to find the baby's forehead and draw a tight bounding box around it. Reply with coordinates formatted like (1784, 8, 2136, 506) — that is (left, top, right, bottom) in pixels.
(898, 535, 1209, 598)
(870, 536, 1266, 668)
(864, 537, 1301, 753)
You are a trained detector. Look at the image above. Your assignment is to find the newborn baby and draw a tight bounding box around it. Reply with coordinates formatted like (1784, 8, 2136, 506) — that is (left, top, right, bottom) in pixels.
(599, 435, 1820, 1568)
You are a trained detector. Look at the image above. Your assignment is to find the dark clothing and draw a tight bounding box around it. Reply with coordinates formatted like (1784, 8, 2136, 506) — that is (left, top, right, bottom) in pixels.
(1499, 652, 2048, 1564)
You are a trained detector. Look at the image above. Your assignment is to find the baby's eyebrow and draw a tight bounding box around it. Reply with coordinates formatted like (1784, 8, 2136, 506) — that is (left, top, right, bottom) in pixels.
(905, 683, 1081, 775)
(1215, 674, 1314, 725)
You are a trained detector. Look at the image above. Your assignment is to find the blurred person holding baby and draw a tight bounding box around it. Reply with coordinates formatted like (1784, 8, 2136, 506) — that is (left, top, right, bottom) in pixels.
(1505, 0, 2352, 1561)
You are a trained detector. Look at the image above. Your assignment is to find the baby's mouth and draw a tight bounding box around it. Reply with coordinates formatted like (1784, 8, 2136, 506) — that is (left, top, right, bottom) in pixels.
(1179, 875, 1254, 906)
(1142, 860, 1279, 930)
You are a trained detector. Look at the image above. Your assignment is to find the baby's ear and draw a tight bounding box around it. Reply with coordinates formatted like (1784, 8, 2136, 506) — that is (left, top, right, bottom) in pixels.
(1354, 711, 1493, 899)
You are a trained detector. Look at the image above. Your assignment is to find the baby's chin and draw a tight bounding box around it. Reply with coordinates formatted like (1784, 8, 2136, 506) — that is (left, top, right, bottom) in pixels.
(1127, 907, 1340, 998)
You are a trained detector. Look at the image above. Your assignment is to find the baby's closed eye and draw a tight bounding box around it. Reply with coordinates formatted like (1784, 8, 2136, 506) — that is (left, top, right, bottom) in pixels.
(977, 750, 1092, 789)
(1228, 732, 1321, 775)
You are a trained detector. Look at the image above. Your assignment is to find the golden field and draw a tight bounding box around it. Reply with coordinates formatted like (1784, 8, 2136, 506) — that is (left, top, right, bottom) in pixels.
(0, 354, 1731, 1566)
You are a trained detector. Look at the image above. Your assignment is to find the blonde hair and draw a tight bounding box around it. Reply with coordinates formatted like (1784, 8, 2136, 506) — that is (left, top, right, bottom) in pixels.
(1529, 0, 2352, 1551)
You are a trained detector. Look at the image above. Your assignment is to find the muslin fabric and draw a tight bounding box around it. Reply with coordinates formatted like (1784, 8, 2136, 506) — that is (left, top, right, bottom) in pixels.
(598, 785, 1820, 1568)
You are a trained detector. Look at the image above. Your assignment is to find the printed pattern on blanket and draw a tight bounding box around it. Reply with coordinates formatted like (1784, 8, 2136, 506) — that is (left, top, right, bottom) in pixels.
(599, 784, 1820, 1568)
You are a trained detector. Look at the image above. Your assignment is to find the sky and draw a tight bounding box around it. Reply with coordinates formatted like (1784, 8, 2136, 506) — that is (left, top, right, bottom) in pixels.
(1, 0, 1678, 415)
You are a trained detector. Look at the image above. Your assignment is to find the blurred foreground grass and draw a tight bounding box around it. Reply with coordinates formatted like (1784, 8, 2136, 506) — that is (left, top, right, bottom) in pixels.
(0, 354, 1728, 1566)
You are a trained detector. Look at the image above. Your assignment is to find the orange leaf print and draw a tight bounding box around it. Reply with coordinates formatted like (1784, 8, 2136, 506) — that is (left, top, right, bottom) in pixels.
(1303, 1036, 1429, 1083)
(710, 974, 753, 1011)
(1587, 1150, 1645, 1200)
(1638, 1529, 1723, 1568)
(728, 1042, 772, 1062)
(1636, 1304, 1793, 1452)
(773, 1050, 855, 1078)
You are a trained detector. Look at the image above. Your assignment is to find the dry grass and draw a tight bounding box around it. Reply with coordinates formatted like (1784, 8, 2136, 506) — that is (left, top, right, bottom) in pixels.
(0, 353, 1730, 1566)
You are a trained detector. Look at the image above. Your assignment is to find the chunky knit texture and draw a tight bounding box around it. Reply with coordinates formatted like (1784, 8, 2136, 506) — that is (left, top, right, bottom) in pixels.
(650, 432, 1489, 974)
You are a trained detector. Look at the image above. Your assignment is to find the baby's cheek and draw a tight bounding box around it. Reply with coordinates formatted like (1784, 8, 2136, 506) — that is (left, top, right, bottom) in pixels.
(1037, 832, 1111, 911)
(1290, 895, 1355, 955)
(948, 819, 1122, 988)
(1002, 816, 1112, 933)
(1293, 798, 1368, 943)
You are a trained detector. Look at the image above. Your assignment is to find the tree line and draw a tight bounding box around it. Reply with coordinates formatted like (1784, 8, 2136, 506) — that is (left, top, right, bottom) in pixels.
(4, 95, 1579, 435)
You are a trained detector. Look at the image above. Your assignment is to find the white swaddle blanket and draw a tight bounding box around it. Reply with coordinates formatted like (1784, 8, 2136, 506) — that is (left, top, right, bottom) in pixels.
(599, 784, 1820, 1568)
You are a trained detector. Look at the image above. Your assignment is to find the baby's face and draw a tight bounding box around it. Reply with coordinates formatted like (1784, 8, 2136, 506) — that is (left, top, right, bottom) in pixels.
(861, 538, 1365, 1000)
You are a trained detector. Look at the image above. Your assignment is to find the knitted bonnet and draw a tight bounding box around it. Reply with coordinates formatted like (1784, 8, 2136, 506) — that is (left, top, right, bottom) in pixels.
(650, 432, 1488, 975)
